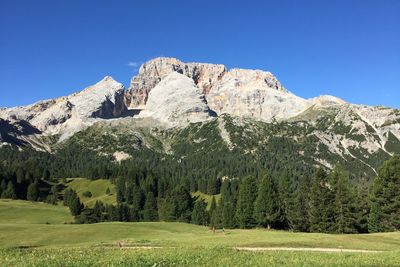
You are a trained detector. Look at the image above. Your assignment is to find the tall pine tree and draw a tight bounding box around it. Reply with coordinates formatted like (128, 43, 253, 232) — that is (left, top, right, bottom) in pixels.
(235, 176, 257, 228)
(309, 168, 335, 233)
(369, 155, 400, 232)
(332, 168, 356, 233)
(254, 173, 280, 229)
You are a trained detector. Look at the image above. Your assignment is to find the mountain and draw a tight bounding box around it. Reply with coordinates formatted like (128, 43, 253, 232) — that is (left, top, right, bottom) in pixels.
(1, 57, 399, 179)
(0, 76, 126, 145)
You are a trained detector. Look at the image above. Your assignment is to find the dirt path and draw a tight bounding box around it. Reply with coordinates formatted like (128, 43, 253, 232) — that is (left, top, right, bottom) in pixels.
(116, 245, 381, 253)
(235, 247, 382, 253)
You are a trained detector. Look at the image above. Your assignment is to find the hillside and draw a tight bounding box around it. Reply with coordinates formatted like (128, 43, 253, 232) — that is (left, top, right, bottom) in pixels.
(64, 178, 116, 207)
(0, 199, 73, 224)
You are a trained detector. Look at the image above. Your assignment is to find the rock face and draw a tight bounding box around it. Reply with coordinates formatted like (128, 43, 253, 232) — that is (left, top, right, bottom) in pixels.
(128, 57, 310, 121)
(128, 57, 226, 108)
(0, 76, 127, 139)
(139, 72, 214, 126)
(206, 68, 308, 120)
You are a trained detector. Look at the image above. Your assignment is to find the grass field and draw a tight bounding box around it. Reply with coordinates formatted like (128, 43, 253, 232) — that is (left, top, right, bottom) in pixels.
(65, 178, 116, 207)
(1, 199, 400, 266)
(0, 199, 73, 224)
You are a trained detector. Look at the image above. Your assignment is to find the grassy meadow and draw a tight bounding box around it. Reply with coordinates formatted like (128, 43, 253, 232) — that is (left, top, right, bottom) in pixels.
(64, 178, 116, 207)
(1, 199, 400, 266)
(0, 199, 73, 224)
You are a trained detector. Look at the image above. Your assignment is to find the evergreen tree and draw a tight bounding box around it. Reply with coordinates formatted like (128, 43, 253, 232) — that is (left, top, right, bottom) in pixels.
(27, 181, 39, 201)
(220, 181, 236, 228)
(116, 177, 126, 203)
(309, 168, 335, 233)
(46, 185, 58, 205)
(354, 186, 369, 233)
(235, 176, 257, 228)
(191, 199, 209, 225)
(254, 173, 280, 229)
(288, 179, 310, 232)
(1, 181, 16, 199)
(130, 185, 144, 221)
(368, 202, 380, 233)
(169, 186, 193, 222)
(332, 168, 356, 233)
(93, 201, 104, 221)
(369, 155, 400, 232)
(158, 198, 175, 221)
(143, 192, 158, 221)
(70, 196, 83, 216)
(209, 196, 218, 227)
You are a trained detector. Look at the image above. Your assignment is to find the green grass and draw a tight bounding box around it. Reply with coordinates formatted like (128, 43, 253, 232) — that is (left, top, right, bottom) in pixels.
(1, 199, 400, 266)
(192, 191, 221, 209)
(0, 199, 73, 224)
(1, 222, 400, 251)
(2, 247, 400, 267)
(0, 222, 400, 266)
(65, 178, 116, 207)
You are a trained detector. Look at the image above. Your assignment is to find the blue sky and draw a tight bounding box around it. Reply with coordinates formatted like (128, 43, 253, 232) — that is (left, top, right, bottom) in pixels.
(0, 0, 399, 108)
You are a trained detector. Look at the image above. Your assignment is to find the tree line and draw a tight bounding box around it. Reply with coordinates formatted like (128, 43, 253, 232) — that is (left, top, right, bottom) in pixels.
(0, 143, 399, 233)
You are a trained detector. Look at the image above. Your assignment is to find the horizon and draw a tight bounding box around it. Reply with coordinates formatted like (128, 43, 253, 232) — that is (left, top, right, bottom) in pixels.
(1, 0, 399, 109)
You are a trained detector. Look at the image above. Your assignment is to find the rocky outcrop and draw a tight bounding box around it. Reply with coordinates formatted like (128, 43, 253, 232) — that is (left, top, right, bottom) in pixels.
(0, 76, 127, 139)
(128, 57, 306, 121)
(139, 72, 214, 126)
(127, 57, 226, 108)
(206, 68, 307, 120)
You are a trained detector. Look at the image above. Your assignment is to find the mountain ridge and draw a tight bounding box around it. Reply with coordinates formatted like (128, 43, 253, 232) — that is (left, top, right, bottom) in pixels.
(0, 57, 399, 179)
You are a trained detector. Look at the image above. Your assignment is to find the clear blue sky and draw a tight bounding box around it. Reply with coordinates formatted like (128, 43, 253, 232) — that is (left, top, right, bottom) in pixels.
(1, 0, 399, 108)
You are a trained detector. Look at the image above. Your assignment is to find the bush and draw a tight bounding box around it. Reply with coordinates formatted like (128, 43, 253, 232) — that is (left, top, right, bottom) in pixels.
(83, 191, 92, 198)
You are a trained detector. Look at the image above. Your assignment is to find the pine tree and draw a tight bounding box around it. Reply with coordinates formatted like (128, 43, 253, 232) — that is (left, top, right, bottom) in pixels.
(158, 198, 175, 221)
(143, 192, 158, 221)
(209, 196, 218, 227)
(332, 168, 356, 233)
(116, 177, 126, 203)
(235, 176, 257, 228)
(288, 180, 310, 232)
(191, 199, 209, 226)
(254, 173, 280, 229)
(368, 202, 380, 233)
(220, 181, 236, 228)
(132, 185, 144, 220)
(46, 185, 58, 204)
(70, 196, 83, 216)
(93, 201, 104, 222)
(309, 168, 335, 233)
(369, 155, 400, 232)
(1, 181, 16, 199)
(27, 181, 39, 201)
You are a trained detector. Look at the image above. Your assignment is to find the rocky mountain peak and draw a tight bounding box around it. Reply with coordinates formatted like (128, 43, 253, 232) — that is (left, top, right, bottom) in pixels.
(127, 57, 226, 108)
(0, 76, 128, 141)
(139, 72, 214, 126)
